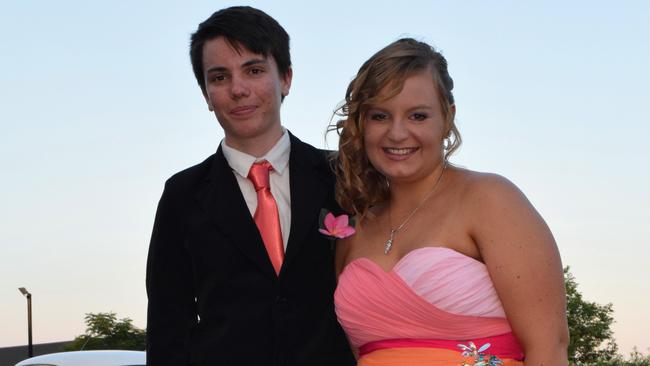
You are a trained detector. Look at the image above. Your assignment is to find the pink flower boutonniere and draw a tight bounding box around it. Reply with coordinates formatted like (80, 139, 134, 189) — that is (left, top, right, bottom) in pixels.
(319, 210, 356, 239)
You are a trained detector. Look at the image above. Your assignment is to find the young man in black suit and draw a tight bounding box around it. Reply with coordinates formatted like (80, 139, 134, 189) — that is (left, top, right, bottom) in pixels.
(145, 6, 354, 366)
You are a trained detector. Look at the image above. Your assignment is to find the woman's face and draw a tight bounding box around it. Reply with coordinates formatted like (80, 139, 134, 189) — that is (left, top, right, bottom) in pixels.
(363, 70, 449, 184)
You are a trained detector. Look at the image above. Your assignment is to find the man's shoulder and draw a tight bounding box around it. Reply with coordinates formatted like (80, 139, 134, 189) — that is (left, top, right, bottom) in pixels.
(163, 153, 218, 193)
(289, 133, 336, 168)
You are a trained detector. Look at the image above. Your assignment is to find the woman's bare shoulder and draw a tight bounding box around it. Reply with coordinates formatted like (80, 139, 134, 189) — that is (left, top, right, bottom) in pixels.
(452, 168, 525, 206)
(334, 210, 380, 275)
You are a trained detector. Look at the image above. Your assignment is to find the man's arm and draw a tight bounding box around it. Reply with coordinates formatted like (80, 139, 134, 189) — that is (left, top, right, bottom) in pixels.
(146, 181, 197, 366)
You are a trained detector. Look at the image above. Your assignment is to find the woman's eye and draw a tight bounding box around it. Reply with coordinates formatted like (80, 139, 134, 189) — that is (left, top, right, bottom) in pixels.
(369, 113, 388, 121)
(412, 113, 427, 121)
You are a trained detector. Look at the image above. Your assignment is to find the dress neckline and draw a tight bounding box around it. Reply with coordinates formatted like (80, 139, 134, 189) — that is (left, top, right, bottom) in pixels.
(341, 246, 484, 275)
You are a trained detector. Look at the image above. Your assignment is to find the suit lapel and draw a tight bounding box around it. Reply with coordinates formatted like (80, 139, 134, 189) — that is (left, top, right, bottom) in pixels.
(195, 147, 277, 279)
(283, 134, 332, 269)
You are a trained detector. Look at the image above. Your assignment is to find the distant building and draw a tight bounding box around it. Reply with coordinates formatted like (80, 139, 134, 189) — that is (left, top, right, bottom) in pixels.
(0, 341, 72, 366)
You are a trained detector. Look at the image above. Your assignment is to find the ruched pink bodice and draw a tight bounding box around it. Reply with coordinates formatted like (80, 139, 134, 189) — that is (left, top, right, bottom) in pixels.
(334, 246, 514, 349)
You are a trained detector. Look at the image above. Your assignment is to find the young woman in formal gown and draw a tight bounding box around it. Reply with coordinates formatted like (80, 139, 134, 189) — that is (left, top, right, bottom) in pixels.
(331, 38, 569, 366)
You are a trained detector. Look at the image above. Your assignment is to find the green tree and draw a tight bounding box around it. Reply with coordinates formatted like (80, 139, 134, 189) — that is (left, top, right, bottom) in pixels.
(587, 347, 650, 366)
(565, 266, 618, 364)
(623, 348, 650, 366)
(64, 312, 145, 351)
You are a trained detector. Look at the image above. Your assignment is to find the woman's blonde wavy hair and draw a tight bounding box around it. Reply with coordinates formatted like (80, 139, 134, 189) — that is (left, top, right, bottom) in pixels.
(329, 38, 461, 220)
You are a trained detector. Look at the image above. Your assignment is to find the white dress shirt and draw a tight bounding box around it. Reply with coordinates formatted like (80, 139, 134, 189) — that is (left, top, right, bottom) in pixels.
(221, 130, 291, 250)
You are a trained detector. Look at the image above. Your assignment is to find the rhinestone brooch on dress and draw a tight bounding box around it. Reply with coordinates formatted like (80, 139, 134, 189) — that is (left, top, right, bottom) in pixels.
(458, 341, 504, 366)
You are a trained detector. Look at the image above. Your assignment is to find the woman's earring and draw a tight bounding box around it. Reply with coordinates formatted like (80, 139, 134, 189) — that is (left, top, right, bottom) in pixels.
(443, 138, 451, 151)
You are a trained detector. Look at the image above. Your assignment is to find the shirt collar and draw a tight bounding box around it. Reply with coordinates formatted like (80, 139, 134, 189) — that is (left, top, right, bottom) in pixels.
(221, 128, 291, 179)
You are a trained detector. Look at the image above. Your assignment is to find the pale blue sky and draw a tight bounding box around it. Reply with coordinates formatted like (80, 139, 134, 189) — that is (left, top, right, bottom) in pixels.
(1, 0, 648, 354)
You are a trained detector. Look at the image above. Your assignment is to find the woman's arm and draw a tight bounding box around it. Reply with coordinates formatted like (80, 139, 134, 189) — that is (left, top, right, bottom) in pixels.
(467, 173, 569, 366)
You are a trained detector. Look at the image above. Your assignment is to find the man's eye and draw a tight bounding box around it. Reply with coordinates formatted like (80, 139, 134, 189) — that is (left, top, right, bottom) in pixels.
(250, 68, 264, 75)
(211, 74, 226, 82)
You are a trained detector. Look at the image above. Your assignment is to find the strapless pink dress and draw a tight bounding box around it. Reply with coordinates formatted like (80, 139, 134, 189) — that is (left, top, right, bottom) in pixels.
(335, 246, 525, 365)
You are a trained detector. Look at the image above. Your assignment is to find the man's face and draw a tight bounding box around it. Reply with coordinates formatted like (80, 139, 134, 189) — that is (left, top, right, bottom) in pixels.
(202, 37, 292, 153)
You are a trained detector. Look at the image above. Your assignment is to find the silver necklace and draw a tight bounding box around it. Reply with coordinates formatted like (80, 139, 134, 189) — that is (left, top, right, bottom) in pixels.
(384, 163, 447, 255)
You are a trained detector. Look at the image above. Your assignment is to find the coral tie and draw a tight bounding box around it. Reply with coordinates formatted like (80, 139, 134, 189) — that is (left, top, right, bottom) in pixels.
(248, 161, 284, 275)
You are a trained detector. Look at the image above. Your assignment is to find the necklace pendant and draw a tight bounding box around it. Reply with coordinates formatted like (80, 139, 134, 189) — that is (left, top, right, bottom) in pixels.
(384, 238, 393, 255)
(384, 229, 397, 255)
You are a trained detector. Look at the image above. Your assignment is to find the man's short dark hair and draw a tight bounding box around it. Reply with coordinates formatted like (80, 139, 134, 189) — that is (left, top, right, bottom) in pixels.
(190, 6, 291, 95)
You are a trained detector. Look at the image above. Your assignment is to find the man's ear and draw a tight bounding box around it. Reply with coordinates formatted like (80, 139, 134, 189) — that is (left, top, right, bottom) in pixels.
(203, 91, 213, 112)
(281, 67, 293, 97)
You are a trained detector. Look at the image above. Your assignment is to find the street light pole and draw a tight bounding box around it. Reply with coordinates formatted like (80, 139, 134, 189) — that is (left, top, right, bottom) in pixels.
(18, 287, 33, 358)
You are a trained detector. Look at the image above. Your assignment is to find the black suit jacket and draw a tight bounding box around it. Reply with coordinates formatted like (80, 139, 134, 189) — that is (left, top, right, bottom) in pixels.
(146, 133, 354, 366)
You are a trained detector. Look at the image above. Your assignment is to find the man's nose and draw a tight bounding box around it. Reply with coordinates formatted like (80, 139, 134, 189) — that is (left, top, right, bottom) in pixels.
(230, 75, 250, 98)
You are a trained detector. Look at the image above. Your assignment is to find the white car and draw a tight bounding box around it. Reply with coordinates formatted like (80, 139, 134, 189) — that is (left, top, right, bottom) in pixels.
(15, 350, 146, 366)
